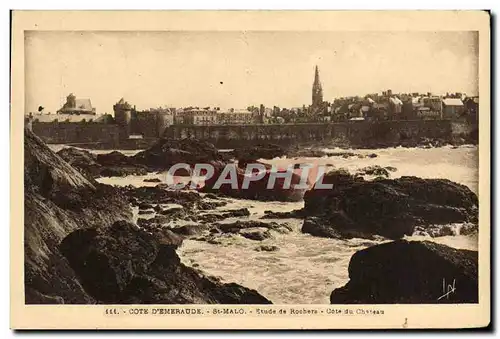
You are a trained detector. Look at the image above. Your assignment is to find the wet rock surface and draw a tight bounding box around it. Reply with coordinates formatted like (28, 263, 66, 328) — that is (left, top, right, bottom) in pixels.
(302, 170, 478, 240)
(25, 129, 132, 304)
(60, 221, 271, 304)
(205, 220, 292, 242)
(330, 240, 478, 304)
(132, 138, 228, 170)
(25, 129, 271, 304)
(355, 165, 397, 178)
(200, 163, 307, 202)
(232, 143, 286, 162)
(260, 209, 305, 219)
(57, 147, 148, 178)
(143, 178, 162, 183)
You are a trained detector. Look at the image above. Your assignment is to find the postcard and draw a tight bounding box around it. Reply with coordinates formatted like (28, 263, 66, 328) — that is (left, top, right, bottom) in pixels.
(11, 10, 490, 330)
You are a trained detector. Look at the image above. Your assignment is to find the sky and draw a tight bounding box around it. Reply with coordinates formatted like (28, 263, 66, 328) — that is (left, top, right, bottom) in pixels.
(25, 31, 478, 114)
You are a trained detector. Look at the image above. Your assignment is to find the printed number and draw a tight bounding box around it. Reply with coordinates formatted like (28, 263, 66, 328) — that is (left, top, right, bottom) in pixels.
(105, 308, 120, 315)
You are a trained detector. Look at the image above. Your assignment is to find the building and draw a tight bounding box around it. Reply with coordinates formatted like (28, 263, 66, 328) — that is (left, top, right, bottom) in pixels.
(464, 97, 479, 121)
(57, 93, 96, 115)
(217, 108, 254, 125)
(442, 98, 465, 119)
(389, 97, 403, 116)
(113, 98, 133, 140)
(177, 108, 218, 125)
(422, 96, 443, 116)
(312, 65, 323, 110)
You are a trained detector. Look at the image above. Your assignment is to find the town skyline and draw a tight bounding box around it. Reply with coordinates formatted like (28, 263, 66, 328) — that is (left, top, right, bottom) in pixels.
(25, 31, 478, 114)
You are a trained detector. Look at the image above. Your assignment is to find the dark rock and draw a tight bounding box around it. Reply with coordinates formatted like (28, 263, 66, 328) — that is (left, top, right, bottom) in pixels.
(330, 240, 478, 304)
(171, 224, 208, 237)
(197, 213, 228, 223)
(196, 208, 250, 223)
(143, 178, 162, 183)
(196, 200, 228, 210)
(151, 228, 184, 247)
(200, 162, 307, 202)
(204, 193, 221, 200)
(255, 245, 279, 252)
(24, 129, 132, 304)
(213, 220, 291, 236)
(302, 217, 343, 239)
(99, 166, 148, 177)
(233, 143, 285, 162)
(355, 165, 390, 178)
(56, 147, 101, 178)
(57, 148, 150, 178)
(239, 228, 272, 241)
(138, 202, 154, 210)
(60, 220, 271, 304)
(261, 209, 304, 219)
(59, 221, 160, 303)
(367, 153, 378, 158)
(286, 147, 326, 158)
(158, 207, 185, 216)
(302, 171, 478, 239)
(138, 209, 154, 215)
(132, 138, 226, 170)
(96, 151, 133, 166)
(221, 208, 251, 218)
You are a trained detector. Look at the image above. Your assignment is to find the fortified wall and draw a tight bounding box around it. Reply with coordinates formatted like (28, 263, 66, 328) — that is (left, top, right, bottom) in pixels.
(164, 120, 457, 148)
(30, 122, 120, 147)
(27, 118, 475, 150)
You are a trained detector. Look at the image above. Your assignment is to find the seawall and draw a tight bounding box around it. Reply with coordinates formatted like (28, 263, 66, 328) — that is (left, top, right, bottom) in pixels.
(164, 120, 461, 149)
(29, 119, 477, 150)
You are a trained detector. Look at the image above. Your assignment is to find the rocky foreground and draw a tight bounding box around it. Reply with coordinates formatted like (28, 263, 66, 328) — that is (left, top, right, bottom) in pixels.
(25, 129, 270, 304)
(29, 132, 479, 304)
(330, 240, 478, 304)
(301, 169, 478, 240)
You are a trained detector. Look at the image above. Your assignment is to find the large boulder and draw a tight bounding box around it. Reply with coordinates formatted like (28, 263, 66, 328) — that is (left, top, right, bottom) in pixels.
(24, 129, 132, 304)
(56, 147, 102, 178)
(60, 220, 271, 304)
(330, 240, 478, 304)
(200, 162, 308, 202)
(302, 170, 478, 239)
(57, 147, 148, 178)
(95, 151, 149, 177)
(233, 143, 286, 162)
(132, 138, 227, 170)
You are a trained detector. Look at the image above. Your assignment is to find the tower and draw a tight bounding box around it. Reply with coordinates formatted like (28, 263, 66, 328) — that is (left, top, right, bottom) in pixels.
(113, 98, 132, 141)
(66, 93, 76, 109)
(312, 65, 323, 109)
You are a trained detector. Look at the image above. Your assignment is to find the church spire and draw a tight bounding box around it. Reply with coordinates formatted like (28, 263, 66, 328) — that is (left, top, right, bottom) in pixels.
(312, 65, 323, 108)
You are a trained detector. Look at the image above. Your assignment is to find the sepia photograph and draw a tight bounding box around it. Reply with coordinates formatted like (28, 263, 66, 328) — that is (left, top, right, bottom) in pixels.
(10, 10, 491, 330)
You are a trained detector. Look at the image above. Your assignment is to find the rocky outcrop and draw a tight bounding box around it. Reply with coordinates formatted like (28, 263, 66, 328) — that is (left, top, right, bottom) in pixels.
(57, 147, 148, 178)
(330, 240, 478, 304)
(60, 221, 271, 304)
(25, 129, 132, 304)
(56, 147, 102, 178)
(143, 178, 162, 183)
(200, 163, 307, 202)
(354, 165, 397, 178)
(25, 129, 271, 304)
(58, 138, 231, 178)
(233, 143, 286, 162)
(132, 138, 228, 170)
(302, 170, 478, 239)
(260, 209, 305, 219)
(209, 220, 292, 241)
